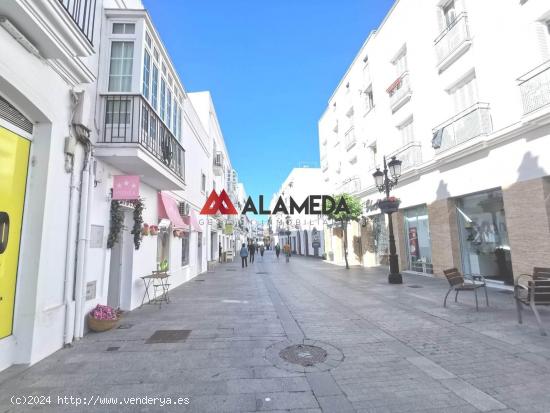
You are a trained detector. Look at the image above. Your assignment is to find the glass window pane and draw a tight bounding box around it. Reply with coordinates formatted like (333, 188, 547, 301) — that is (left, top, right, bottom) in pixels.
(112, 23, 124, 34)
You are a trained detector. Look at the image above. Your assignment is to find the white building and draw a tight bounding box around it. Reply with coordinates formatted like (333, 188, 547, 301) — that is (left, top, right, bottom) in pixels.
(319, 0, 550, 281)
(269, 168, 326, 257)
(0, 0, 242, 372)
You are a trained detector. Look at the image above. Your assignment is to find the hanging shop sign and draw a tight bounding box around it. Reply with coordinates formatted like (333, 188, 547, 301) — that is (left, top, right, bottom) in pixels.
(113, 175, 140, 200)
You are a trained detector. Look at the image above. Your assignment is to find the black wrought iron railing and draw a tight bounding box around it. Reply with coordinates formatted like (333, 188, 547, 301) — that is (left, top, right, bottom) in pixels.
(58, 0, 97, 45)
(100, 94, 186, 182)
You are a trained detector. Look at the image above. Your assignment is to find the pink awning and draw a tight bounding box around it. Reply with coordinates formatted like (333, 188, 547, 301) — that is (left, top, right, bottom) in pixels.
(158, 192, 189, 231)
(183, 210, 203, 232)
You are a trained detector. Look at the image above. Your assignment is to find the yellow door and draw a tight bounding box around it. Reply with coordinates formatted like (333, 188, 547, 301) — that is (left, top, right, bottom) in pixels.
(0, 126, 30, 339)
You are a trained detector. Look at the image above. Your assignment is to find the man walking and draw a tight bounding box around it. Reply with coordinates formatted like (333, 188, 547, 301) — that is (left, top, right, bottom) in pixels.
(248, 242, 255, 263)
(283, 243, 291, 263)
(218, 242, 223, 263)
(275, 244, 281, 259)
(239, 243, 248, 268)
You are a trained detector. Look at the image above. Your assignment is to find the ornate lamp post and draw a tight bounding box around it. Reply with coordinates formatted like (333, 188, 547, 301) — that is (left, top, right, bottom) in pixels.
(372, 156, 403, 284)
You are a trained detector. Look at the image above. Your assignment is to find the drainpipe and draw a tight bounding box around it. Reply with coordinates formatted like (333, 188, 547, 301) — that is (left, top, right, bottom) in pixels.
(73, 133, 92, 340)
(62, 140, 80, 346)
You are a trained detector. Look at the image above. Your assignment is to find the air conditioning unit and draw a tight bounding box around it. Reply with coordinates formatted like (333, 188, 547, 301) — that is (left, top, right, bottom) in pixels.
(179, 202, 190, 216)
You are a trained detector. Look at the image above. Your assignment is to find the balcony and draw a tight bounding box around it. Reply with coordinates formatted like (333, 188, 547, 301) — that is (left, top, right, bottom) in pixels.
(213, 151, 224, 176)
(387, 72, 412, 113)
(95, 94, 186, 190)
(518, 61, 550, 115)
(344, 127, 357, 150)
(58, 0, 96, 45)
(434, 13, 472, 72)
(388, 142, 422, 172)
(432, 103, 492, 154)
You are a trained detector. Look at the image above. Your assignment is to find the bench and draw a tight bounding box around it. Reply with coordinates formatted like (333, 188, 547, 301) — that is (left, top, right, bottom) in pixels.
(443, 268, 489, 311)
(514, 267, 550, 336)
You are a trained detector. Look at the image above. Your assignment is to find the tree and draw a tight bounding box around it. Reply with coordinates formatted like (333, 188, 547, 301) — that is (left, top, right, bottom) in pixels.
(326, 193, 363, 269)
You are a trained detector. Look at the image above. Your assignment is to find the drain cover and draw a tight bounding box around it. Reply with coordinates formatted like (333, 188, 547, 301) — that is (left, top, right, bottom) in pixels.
(106, 346, 120, 352)
(146, 330, 191, 344)
(117, 323, 133, 329)
(408, 285, 423, 289)
(195, 279, 205, 282)
(279, 344, 327, 367)
(226, 269, 237, 272)
(256, 272, 269, 275)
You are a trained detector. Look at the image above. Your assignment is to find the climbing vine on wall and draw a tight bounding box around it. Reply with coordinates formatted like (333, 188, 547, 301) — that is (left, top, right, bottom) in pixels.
(131, 198, 145, 250)
(107, 200, 124, 248)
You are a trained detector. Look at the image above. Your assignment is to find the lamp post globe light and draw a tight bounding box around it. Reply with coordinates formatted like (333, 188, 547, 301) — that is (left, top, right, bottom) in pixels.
(372, 156, 403, 284)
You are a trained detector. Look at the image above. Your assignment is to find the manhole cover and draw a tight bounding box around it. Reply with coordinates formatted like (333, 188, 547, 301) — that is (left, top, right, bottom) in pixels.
(279, 344, 327, 367)
(408, 285, 423, 289)
(226, 269, 237, 272)
(117, 323, 133, 329)
(106, 346, 120, 351)
(195, 279, 205, 282)
(256, 272, 269, 275)
(146, 330, 191, 344)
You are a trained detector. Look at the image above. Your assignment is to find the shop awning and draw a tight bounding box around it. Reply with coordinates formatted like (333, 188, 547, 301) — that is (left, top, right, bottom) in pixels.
(183, 210, 203, 232)
(158, 192, 189, 231)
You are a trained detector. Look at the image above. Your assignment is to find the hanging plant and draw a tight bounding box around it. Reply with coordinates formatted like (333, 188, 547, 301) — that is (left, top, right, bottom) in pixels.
(130, 198, 145, 250)
(107, 200, 124, 248)
(142, 223, 150, 236)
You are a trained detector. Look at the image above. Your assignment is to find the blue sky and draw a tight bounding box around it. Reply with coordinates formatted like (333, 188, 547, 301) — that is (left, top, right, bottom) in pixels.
(144, 0, 395, 204)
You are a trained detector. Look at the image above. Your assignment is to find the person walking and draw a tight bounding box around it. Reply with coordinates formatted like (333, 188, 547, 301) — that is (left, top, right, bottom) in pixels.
(283, 243, 291, 263)
(248, 242, 255, 263)
(239, 243, 248, 268)
(218, 242, 223, 263)
(275, 244, 281, 259)
(260, 245, 265, 260)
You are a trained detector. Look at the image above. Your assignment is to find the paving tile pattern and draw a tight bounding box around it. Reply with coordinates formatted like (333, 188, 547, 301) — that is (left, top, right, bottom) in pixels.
(1, 252, 550, 412)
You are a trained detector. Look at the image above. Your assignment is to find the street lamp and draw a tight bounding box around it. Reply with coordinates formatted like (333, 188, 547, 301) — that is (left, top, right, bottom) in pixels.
(372, 156, 403, 284)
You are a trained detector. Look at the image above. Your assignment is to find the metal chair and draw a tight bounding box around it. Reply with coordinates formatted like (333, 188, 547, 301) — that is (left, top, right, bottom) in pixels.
(515, 267, 550, 336)
(443, 268, 489, 311)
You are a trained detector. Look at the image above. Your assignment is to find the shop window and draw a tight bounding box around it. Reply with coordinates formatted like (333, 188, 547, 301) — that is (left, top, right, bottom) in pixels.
(181, 232, 190, 266)
(157, 229, 170, 269)
(108, 41, 134, 92)
(403, 205, 433, 274)
(456, 189, 513, 285)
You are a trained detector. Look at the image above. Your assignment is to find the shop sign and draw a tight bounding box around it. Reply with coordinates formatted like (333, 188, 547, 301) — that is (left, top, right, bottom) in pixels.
(364, 199, 380, 213)
(312, 228, 321, 248)
(224, 224, 234, 235)
(113, 175, 140, 200)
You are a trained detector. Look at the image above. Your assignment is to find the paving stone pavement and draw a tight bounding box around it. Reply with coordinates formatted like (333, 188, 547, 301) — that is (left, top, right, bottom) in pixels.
(1, 251, 550, 412)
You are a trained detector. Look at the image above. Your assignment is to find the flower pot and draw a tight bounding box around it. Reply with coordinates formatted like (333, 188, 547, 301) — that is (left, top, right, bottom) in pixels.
(87, 315, 119, 332)
(378, 199, 400, 214)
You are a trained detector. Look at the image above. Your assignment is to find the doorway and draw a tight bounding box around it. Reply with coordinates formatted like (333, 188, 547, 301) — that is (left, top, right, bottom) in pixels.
(0, 126, 30, 339)
(197, 233, 203, 273)
(107, 209, 133, 310)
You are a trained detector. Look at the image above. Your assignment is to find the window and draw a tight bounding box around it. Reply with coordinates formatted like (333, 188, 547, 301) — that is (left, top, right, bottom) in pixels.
(395, 52, 407, 76)
(160, 78, 166, 120)
(145, 32, 152, 48)
(399, 119, 414, 145)
(105, 99, 131, 125)
(172, 98, 178, 133)
(212, 180, 216, 191)
(113, 23, 135, 34)
(201, 173, 206, 192)
(153, 48, 159, 61)
(151, 63, 159, 110)
(181, 232, 189, 266)
(442, 1, 457, 27)
(108, 41, 134, 92)
(365, 88, 374, 112)
(177, 106, 182, 140)
(142, 50, 151, 99)
(157, 229, 170, 268)
(167, 89, 172, 128)
(451, 74, 478, 112)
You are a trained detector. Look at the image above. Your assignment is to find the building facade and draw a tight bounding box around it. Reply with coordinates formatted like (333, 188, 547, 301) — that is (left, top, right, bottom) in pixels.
(0, 0, 242, 372)
(269, 168, 326, 257)
(319, 0, 550, 284)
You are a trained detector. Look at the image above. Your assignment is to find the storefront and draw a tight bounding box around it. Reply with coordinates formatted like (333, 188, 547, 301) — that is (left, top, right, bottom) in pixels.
(402, 205, 433, 274)
(456, 188, 514, 285)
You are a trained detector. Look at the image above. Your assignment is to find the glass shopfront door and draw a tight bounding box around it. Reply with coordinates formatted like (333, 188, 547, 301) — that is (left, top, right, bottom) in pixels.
(372, 214, 389, 265)
(403, 205, 433, 274)
(456, 189, 513, 285)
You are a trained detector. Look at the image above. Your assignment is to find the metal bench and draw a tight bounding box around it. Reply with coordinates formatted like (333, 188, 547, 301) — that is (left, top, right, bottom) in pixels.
(443, 268, 489, 311)
(514, 267, 550, 336)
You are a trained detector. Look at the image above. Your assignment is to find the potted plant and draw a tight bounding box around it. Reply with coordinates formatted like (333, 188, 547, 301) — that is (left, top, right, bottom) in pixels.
(87, 304, 119, 332)
(173, 229, 182, 238)
(149, 225, 159, 236)
(378, 196, 401, 214)
(142, 223, 150, 236)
